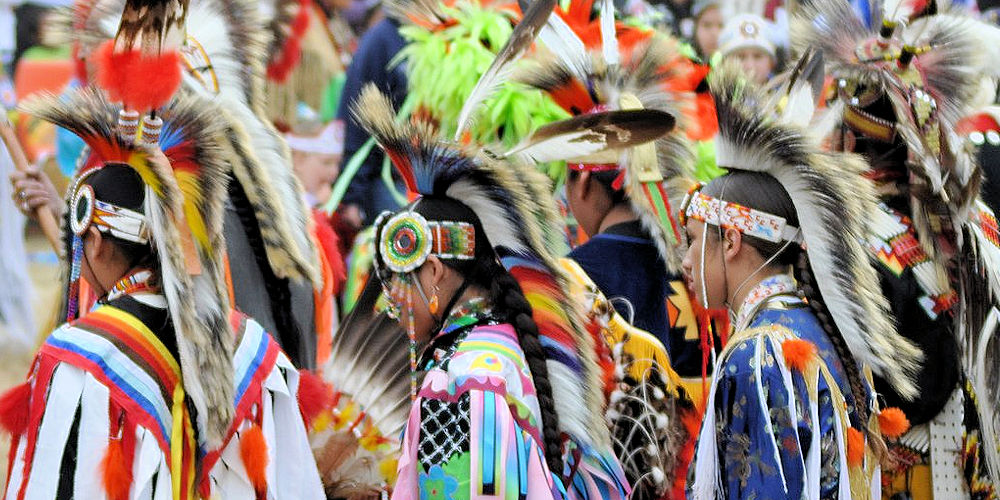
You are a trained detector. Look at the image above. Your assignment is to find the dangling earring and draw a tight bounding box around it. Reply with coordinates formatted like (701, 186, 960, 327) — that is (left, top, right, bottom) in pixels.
(429, 286, 440, 315)
(406, 278, 418, 401)
(67, 234, 84, 321)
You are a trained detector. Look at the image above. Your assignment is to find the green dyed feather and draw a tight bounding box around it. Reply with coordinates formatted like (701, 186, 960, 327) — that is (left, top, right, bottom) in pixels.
(397, 0, 570, 182)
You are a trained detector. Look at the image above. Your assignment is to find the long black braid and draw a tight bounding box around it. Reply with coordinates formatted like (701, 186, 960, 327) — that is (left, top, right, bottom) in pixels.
(792, 252, 870, 428)
(388, 197, 565, 476)
(488, 267, 564, 475)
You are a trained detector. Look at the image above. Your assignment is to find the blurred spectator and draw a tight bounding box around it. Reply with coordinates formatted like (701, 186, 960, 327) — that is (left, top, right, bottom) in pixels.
(342, 0, 384, 36)
(336, 14, 407, 229)
(691, 0, 723, 61)
(719, 13, 777, 85)
(287, 119, 345, 208)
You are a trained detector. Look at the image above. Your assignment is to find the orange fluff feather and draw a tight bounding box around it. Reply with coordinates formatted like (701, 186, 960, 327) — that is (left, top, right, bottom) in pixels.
(240, 424, 269, 498)
(781, 338, 817, 372)
(878, 407, 911, 439)
(101, 439, 133, 500)
(846, 427, 865, 467)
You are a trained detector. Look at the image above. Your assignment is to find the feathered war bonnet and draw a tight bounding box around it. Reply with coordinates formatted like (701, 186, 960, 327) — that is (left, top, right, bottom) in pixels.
(21, 87, 235, 447)
(790, 0, 1000, 246)
(355, 80, 675, 457)
(500, 0, 697, 272)
(793, 2, 1000, 476)
(683, 60, 921, 398)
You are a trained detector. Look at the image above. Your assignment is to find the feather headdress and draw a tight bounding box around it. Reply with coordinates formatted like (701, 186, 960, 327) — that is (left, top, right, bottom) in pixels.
(793, 2, 1000, 476)
(388, 0, 571, 153)
(791, 0, 998, 223)
(708, 62, 921, 398)
(44, 0, 323, 289)
(513, 0, 696, 273)
(356, 85, 606, 445)
(21, 87, 235, 446)
(354, 85, 675, 456)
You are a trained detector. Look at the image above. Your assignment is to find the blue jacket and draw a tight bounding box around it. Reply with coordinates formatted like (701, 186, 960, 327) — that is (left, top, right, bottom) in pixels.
(337, 18, 408, 224)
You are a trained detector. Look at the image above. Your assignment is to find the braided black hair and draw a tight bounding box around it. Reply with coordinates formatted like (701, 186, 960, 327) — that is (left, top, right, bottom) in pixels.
(488, 268, 565, 475)
(393, 197, 566, 476)
(792, 252, 869, 428)
(702, 171, 869, 426)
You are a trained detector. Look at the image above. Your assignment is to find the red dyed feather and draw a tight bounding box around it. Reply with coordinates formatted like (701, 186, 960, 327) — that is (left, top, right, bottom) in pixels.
(240, 424, 269, 499)
(584, 316, 614, 398)
(94, 40, 182, 112)
(267, 0, 312, 82)
(0, 382, 30, 436)
(297, 369, 334, 428)
(101, 438, 133, 500)
(311, 209, 346, 295)
(672, 407, 702, 499)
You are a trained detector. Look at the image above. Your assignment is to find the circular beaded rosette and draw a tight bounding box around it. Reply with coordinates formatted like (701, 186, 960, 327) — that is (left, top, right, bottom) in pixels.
(378, 211, 433, 274)
(70, 184, 96, 237)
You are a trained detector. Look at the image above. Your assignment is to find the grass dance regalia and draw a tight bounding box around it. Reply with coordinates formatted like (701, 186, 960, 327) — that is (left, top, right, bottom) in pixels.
(44, 0, 337, 368)
(352, 67, 691, 495)
(387, 0, 570, 151)
(0, 88, 323, 500)
(792, 1, 1000, 496)
(682, 61, 920, 499)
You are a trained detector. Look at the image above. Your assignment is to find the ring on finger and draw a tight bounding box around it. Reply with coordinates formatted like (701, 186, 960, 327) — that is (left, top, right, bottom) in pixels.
(18, 190, 27, 201)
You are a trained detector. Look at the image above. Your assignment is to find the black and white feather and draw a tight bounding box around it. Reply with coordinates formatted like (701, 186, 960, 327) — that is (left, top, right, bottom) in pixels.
(710, 65, 921, 398)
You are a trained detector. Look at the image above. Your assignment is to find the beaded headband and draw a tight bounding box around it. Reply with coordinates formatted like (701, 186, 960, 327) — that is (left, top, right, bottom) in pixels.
(374, 208, 476, 275)
(68, 166, 150, 244)
(679, 183, 802, 244)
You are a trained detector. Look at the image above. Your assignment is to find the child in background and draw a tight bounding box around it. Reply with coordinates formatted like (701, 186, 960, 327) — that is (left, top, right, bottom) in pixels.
(718, 13, 777, 85)
(690, 0, 723, 62)
(287, 120, 344, 208)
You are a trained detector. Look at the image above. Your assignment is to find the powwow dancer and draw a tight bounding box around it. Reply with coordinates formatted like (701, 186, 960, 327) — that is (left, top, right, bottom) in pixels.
(0, 86, 323, 499)
(792, 1, 1000, 496)
(440, 0, 705, 495)
(683, 60, 919, 499)
(40, 0, 336, 368)
(512, 1, 707, 382)
(356, 83, 662, 499)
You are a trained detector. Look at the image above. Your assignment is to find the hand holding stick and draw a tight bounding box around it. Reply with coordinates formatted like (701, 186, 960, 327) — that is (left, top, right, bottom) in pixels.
(0, 105, 65, 256)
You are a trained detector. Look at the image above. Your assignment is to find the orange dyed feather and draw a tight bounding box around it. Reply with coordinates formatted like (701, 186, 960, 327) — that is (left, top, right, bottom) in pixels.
(781, 338, 817, 373)
(240, 424, 269, 498)
(101, 439, 133, 500)
(846, 427, 865, 467)
(877, 407, 911, 439)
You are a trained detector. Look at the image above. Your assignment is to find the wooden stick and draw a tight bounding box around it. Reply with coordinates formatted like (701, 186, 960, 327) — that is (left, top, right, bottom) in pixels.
(0, 107, 65, 256)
